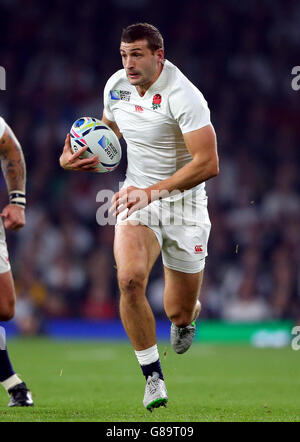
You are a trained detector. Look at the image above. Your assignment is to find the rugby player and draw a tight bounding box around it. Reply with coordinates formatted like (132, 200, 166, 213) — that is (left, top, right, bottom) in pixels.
(0, 116, 33, 407)
(60, 23, 219, 411)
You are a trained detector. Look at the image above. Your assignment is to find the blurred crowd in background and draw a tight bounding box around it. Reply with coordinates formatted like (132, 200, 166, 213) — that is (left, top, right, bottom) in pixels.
(0, 0, 299, 334)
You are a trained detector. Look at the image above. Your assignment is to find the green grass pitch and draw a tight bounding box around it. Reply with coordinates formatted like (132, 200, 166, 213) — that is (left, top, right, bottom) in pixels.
(0, 337, 299, 422)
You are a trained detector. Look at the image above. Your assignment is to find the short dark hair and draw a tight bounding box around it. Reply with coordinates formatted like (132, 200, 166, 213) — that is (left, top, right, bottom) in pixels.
(121, 23, 164, 52)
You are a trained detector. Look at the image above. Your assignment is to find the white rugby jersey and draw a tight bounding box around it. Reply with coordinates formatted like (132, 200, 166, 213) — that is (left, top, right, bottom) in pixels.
(0, 117, 5, 139)
(103, 60, 211, 198)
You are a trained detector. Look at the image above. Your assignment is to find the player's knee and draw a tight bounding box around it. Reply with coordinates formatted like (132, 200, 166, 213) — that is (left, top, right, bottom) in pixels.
(118, 268, 148, 297)
(0, 299, 15, 321)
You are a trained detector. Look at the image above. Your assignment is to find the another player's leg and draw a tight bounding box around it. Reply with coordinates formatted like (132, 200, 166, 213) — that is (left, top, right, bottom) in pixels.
(164, 267, 204, 354)
(114, 223, 167, 411)
(0, 270, 33, 406)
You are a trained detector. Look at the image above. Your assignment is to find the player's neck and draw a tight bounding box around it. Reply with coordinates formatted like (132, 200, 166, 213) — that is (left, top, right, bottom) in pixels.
(136, 63, 164, 97)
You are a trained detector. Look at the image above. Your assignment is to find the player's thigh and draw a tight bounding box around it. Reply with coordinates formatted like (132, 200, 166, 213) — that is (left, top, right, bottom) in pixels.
(0, 270, 16, 320)
(114, 223, 161, 289)
(163, 266, 204, 317)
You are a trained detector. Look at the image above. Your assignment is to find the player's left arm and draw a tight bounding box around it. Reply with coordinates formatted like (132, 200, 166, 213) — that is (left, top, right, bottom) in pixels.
(151, 124, 219, 194)
(0, 122, 26, 230)
(111, 124, 218, 218)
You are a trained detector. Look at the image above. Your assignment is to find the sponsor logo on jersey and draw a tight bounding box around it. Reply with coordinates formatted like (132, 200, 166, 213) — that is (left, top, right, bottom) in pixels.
(194, 245, 203, 254)
(110, 90, 120, 100)
(152, 94, 162, 110)
(110, 89, 131, 102)
(135, 105, 144, 112)
(120, 90, 131, 101)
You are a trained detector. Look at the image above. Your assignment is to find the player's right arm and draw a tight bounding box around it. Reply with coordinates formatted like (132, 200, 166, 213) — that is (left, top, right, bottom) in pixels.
(59, 116, 121, 172)
(59, 133, 100, 172)
(101, 112, 122, 140)
(102, 71, 123, 140)
(60, 71, 122, 170)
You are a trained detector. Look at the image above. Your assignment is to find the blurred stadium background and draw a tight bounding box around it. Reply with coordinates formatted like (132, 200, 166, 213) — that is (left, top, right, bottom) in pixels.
(0, 0, 299, 346)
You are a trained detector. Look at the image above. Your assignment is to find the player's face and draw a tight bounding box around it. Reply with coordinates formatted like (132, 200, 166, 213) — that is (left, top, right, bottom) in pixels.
(120, 40, 164, 90)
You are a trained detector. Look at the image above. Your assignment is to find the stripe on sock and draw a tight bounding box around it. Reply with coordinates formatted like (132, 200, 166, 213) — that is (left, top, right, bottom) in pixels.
(0, 326, 6, 350)
(134, 344, 159, 366)
(1, 374, 22, 391)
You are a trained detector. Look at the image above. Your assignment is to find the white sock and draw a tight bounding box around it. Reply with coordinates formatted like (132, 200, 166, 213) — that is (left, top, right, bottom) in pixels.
(1, 374, 23, 391)
(135, 344, 159, 366)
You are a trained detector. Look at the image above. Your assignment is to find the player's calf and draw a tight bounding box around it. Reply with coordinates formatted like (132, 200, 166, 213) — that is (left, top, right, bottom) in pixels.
(0, 271, 16, 321)
(0, 299, 14, 321)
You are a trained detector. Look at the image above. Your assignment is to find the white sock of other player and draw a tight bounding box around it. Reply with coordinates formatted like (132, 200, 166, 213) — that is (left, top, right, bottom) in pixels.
(0, 326, 23, 391)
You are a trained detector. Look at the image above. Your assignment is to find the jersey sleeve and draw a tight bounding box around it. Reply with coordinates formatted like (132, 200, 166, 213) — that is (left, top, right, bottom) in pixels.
(169, 80, 211, 134)
(103, 79, 116, 122)
(0, 117, 6, 139)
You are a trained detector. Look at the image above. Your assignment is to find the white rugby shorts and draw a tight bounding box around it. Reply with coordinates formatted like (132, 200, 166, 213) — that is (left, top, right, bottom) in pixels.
(0, 219, 10, 274)
(116, 189, 211, 274)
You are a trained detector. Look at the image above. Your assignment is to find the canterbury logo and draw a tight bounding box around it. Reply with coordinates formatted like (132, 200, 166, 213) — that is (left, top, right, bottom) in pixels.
(194, 245, 203, 254)
(135, 105, 143, 112)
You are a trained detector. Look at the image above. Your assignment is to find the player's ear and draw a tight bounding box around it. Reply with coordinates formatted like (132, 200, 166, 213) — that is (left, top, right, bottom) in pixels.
(155, 48, 164, 63)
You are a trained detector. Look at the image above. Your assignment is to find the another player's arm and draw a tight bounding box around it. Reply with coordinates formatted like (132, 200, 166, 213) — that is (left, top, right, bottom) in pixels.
(111, 124, 218, 217)
(0, 122, 26, 230)
(0, 124, 26, 192)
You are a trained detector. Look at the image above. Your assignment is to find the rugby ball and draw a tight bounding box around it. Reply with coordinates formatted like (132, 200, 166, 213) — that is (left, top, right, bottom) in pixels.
(70, 117, 121, 173)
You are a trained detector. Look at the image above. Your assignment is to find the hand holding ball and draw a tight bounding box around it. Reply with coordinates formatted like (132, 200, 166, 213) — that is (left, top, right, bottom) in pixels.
(69, 117, 122, 173)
